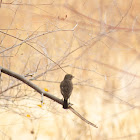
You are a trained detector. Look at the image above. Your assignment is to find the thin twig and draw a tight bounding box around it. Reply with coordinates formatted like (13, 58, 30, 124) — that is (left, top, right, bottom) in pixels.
(69, 106, 98, 128)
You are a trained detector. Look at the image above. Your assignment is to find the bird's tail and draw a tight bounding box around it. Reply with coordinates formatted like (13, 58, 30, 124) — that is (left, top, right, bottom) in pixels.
(63, 99, 68, 109)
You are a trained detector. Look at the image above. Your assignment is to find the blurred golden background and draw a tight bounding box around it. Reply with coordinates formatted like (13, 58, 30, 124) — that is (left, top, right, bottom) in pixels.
(0, 0, 140, 139)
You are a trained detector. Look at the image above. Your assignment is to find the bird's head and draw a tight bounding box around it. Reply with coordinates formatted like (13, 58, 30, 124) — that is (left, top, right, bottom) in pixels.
(64, 74, 74, 80)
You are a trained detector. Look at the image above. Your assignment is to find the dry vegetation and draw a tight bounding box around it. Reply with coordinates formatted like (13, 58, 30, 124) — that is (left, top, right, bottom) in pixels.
(0, 0, 140, 139)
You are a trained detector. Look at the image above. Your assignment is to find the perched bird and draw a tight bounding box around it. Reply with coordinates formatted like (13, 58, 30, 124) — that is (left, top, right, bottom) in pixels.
(60, 74, 74, 109)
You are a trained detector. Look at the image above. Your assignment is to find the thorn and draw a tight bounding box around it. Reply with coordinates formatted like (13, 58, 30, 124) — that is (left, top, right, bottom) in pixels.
(41, 93, 44, 105)
(72, 23, 78, 30)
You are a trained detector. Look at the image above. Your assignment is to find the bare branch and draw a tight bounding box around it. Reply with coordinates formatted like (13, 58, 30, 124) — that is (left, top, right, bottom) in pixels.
(69, 106, 98, 128)
(0, 66, 63, 105)
(0, 66, 98, 128)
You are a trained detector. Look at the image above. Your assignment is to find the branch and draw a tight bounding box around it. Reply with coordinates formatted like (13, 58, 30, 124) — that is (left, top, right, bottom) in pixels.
(0, 66, 98, 128)
(0, 66, 63, 105)
(69, 106, 98, 128)
(0, 24, 78, 54)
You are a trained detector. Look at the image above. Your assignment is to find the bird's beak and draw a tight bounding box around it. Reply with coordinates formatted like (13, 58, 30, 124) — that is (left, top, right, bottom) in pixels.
(72, 76, 74, 78)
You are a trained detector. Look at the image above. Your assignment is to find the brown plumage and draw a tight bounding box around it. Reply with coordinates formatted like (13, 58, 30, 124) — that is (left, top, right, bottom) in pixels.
(60, 74, 74, 109)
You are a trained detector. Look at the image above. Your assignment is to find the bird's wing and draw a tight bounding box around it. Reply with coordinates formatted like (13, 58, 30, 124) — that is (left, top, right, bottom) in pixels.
(60, 80, 73, 94)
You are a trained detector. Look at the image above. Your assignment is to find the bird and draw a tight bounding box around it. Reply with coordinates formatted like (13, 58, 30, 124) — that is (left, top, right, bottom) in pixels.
(60, 74, 74, 109)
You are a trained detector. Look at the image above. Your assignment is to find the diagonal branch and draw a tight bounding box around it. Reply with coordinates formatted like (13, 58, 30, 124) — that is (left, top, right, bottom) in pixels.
(0, 66, 98, 128)
(0, 66, 63, 105)
(69, 106, 98, 128)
